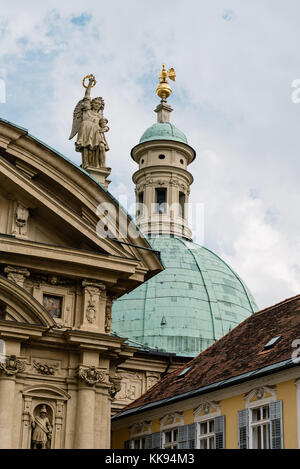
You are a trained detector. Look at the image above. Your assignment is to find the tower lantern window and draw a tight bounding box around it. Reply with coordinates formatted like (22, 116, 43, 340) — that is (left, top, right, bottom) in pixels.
(155, 188, 167, 214)
(137, 191, 144, 217)
(179, 191, 185, 218)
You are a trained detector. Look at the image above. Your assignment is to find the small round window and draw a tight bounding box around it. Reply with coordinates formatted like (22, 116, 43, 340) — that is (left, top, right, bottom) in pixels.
(180, 159, 184, 164)
(158, 154, 166, 160)
(141, 159, 144, 164)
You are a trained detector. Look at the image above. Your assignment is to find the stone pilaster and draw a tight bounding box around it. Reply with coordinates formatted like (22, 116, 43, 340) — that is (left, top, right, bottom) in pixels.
(75, 364, 107, 449)
(0, 355, 25, 449)
(80, 280, 106, 332)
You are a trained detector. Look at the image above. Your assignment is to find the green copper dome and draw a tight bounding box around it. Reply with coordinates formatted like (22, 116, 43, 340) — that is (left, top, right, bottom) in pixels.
(139, 122, 188, 144)
(112, 236, 258, 357)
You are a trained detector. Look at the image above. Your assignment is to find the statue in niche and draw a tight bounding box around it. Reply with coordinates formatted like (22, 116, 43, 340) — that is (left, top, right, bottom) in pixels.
(69, 74, 110, 169)
(30, 404, 52, 449)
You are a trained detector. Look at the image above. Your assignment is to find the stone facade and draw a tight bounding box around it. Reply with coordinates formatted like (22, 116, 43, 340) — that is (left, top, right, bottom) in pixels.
(0, 118, 164, 449)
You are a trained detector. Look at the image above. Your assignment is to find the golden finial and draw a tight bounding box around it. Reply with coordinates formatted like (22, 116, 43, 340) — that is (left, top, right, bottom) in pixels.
(156, 64, 176, 101)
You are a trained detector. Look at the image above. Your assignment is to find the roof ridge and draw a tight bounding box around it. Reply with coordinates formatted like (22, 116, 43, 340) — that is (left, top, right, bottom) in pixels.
(251, 293, 300, 316)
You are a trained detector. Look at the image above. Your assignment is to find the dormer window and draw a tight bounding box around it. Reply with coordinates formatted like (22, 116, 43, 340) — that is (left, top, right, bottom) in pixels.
(264, 336, 282, 350)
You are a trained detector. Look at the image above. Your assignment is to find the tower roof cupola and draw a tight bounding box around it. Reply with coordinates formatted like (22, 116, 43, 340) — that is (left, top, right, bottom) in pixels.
(131, 65, 196, 240)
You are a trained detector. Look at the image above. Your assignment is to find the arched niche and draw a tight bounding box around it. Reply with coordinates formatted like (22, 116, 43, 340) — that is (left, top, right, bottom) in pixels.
(21, 385, 71, 449)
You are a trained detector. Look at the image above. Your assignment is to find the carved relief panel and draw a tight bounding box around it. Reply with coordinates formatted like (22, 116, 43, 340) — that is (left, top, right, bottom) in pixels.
(114, 372, 143, 403)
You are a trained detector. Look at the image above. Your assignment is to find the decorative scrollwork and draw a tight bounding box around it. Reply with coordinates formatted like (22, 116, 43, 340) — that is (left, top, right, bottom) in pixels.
(77, 366, 106, 386)
(0, 355, 25, 376)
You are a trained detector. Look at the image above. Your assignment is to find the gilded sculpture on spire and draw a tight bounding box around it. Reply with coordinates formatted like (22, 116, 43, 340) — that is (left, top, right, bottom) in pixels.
(69, 75, 110, 170)
(156, 65, 176, 101)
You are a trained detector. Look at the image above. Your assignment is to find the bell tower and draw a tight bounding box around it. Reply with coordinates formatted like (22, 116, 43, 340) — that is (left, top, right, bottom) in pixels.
(131, 65, 196, 240)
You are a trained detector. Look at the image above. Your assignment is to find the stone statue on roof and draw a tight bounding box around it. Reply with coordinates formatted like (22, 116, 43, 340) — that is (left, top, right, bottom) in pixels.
(69, 75, 110, 170)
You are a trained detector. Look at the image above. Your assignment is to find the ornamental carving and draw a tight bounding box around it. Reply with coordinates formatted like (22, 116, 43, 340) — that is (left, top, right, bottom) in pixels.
(244, 386, 276, 404)
(82, 280, 106, 326)
(105, 298, 114, 334)
(160, 412, 184, 428)
(77, 366, 106, 386)
(109, 377, 122, 399)
(145, 177, 153, 185)
(194, 401, 220, 416)
(146, 373, 160, 391)
(0, 355, 25, 376)
(4, 266, 30, 288)
(136, 184, 146, 193)
(156, 179, 165, 186)
(129, 421, 151, 437)
(33, 361, 58, 376)
(169, 178, 179, 186)
(12, 203, 30, 238)
(86, 301, 96, 324)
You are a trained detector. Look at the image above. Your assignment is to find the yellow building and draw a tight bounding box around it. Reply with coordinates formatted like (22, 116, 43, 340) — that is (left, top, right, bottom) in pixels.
(112, 295, 300, 449)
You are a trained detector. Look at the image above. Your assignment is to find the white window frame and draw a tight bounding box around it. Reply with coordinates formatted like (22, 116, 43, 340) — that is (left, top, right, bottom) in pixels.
(247, 395, 274, 450)
(249, 403, 271, 449)
(160, 412, 184, 450)
(195, 404, 221, 449)
(197, 417, 216, 449)
(128, 421, 151, 449)
(162, 427, 179, 449)
(130, 436, 147, 449)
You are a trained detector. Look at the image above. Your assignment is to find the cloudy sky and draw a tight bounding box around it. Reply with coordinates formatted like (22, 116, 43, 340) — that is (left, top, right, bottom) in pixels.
(1, 0, 300, 309)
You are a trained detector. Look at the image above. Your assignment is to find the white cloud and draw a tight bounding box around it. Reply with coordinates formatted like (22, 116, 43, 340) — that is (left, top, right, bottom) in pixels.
(0, 0, 300, 308)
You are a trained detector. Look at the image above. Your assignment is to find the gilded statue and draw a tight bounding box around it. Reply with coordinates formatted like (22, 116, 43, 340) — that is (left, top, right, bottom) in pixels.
(69, 75, 110, 169)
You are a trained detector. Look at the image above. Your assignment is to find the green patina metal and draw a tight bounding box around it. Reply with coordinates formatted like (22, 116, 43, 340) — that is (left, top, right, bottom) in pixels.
(139, 122, 188, 144)
(112, 235, 258, 357)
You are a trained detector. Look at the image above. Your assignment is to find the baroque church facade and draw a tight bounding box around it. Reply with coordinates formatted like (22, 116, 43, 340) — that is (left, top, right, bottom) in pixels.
(0, 69, 258, 448)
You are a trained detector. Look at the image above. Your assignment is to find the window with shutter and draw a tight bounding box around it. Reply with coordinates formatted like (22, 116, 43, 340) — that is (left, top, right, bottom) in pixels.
(178, 424, 197, 449)
(124, 440, 131, 449)
(214, 415, 225, 449)
(145, 432, 162, 449)
(238, 409, 249, 449)
(269, 400, 283, 449)
(152, 432, 162, 449)
(145, 434, 152, 449)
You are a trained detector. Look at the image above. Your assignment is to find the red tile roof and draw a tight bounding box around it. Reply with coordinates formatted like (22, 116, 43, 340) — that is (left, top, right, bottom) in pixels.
(117, 294, 300, 415)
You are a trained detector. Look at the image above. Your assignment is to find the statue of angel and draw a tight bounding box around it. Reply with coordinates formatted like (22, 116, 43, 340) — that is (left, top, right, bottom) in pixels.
(69, 75, 110, 169)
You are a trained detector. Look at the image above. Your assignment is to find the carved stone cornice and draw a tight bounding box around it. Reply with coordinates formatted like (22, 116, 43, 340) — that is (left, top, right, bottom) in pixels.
(0, 355, 25, 376)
